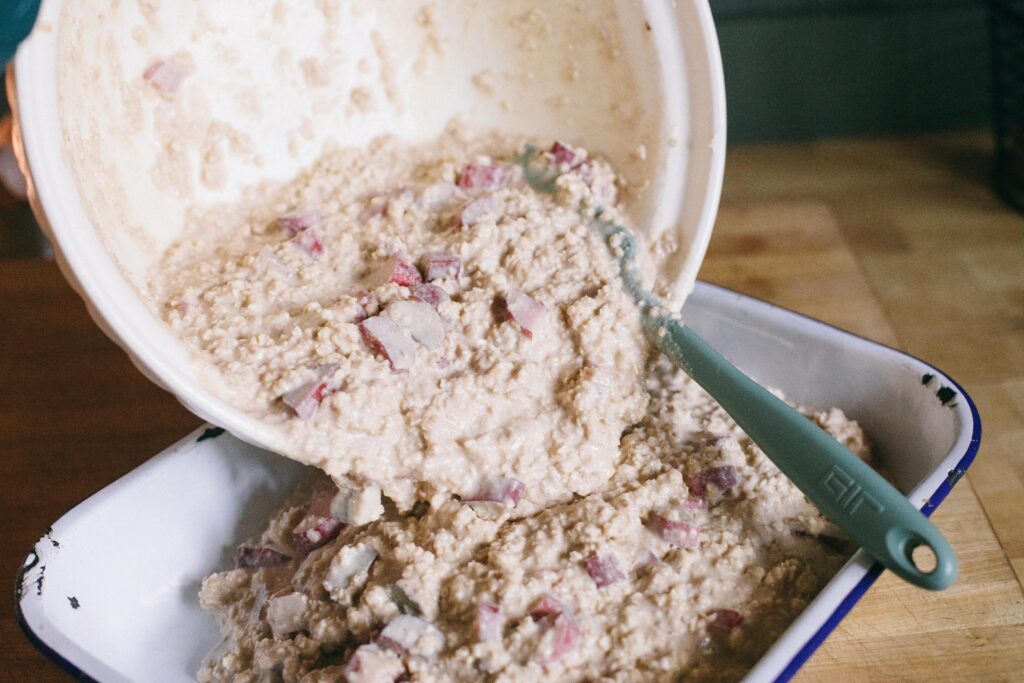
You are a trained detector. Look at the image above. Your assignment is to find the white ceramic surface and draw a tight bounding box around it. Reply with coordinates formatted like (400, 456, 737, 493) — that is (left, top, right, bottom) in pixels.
(16, 282, 981, 683)
(8, 0, 727, 461)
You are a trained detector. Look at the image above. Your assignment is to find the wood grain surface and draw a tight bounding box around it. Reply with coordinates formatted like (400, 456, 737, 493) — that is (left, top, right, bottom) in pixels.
(1, 132, 1022, 681)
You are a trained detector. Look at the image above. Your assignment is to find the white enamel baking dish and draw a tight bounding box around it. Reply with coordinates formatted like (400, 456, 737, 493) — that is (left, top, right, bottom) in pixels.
(15, 281, 981, 683)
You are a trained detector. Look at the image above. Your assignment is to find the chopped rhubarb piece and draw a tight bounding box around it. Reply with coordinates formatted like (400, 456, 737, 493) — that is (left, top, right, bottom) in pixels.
(235, 545, 293, 569)
(646, 512, 701, 549)
(458, 163, 510, 190)
(709, 608, 745, 633)
(385, 301, 444, 350)
(292, 490, 344, 556)
(368, 253, 423, 288)
(277, 211, 321, 234)
(465, 477, 526, 508)
(359, 315, 416, 371)
(265, 592, 307, 636)
(421, 251, 461, 282)
(584, 553, 625, 588)
(688, 466, 738, 498)
(411, 283, 450, 309)
(377, 614, 444, 658)
(143, 59, 187, 94)
(475, 603, 504, 642)
(324, 543, 378, 594)
(454, 196, 499, 228)
(281, 364, 341, 420)
(537, 613, 580, 664)
(685, 496, 709, 512)
(530, 593, 566, 620)
(344, 644, 404, 683)
(505, 289, 547, 339)
(419, 182, 458, 209)
(550, 141, 584, 168)
(258, 247, 291, 277)
(331, 486, 384, 526)
(633, 548, 664, 573)
(290, 227, 325, 258)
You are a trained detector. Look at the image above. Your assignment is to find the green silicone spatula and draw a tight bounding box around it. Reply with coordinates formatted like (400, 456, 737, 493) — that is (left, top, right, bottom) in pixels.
(517, 148, 957, 590)
(597, 216, 956, 590)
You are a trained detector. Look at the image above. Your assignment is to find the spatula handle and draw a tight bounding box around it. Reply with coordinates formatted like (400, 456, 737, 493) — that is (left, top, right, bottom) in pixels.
(654, 314, 957, 591)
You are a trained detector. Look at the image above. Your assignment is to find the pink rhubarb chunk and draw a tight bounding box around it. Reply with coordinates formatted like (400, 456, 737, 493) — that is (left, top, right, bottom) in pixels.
(633, 548, 664, 573)
(685, 496, 709, 511)
(344, 644, 404, 683)
(292, 489, 344, 556)
(709, 608, 745, 633)
(475, 603, 504, 642)
(385, 300, 444, 350)
(281, 364, 341, 420)
(550, 141, 584, 168)
(688, 466, 738, 497)
(465, 477, 526, 508)
(259, 247, 291, 277)
(234, 545, 293, 569)
(530, 593, 566, 621)
(418, 182, 458, 209)
(376, 614, 444, 658)
(505, 289, 547, 339)
(458, 163, 510, 191)
(411, 283, 449, 309)
(369, 253, 423, 288)
(290, 227, 325, 258)
(583, 553, 625, 588)
(646, 512, 701, 549)
(143, 59, 187, 94)
(277, 211, 322, 234)
(454, 196, 499, 228)
(359, 315, 416, 371)
(537, 613, 580, 664)
(421, 251, 461, 282)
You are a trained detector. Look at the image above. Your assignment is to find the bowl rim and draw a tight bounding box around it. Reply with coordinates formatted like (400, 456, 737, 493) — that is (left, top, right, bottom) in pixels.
(7, 0, 728, 459)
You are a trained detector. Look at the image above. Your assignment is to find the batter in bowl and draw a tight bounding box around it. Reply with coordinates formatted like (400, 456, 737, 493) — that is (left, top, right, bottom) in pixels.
(155, 129, 649, 516)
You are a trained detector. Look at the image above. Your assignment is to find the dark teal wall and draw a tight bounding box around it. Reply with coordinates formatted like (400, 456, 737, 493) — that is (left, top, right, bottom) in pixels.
(0, 3, 993, 143)
(712, 0, 992, 142)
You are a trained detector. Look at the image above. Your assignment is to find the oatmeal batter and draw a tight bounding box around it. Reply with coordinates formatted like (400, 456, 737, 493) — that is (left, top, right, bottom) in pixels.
(156, 131, 647, 515)
(198, 365, 869, 682)
(159, 135, 874, 681)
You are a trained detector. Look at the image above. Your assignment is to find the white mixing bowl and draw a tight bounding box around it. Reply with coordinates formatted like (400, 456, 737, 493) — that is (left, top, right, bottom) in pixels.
(8, 0, 726, 456)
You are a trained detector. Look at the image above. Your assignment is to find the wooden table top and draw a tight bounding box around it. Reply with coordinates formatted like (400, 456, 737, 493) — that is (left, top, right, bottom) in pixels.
(1, 132, 1022, 681)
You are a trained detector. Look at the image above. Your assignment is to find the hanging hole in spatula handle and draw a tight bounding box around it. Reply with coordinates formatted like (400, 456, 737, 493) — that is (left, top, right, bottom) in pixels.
(882, 526, 956, 590)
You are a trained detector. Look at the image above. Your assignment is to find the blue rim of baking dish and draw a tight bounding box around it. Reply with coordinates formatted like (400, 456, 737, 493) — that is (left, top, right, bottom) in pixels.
(771, 370, 981, 682)
(13, 282, 983, 683)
